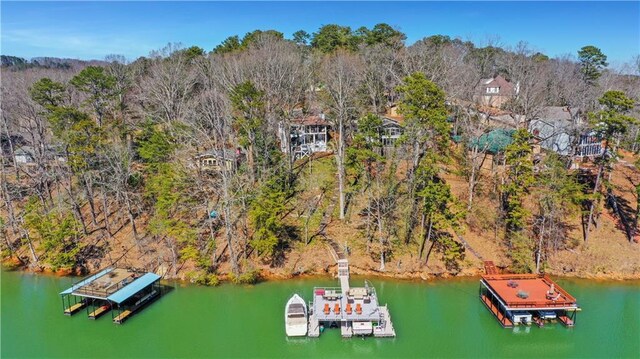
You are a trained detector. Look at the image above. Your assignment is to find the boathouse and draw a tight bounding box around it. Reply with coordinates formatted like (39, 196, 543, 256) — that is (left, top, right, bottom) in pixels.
(479, 269, 580, 328)
(60, 267, 162, 324)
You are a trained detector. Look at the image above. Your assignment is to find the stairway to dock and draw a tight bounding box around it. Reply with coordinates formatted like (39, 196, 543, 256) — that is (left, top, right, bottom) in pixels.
(484, 261, 499, 275)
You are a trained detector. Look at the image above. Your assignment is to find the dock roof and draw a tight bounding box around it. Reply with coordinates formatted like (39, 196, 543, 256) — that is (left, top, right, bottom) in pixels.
(107, 273, 161, 304)
(481, 274, 578, 310)
(60, 268, 160, 304)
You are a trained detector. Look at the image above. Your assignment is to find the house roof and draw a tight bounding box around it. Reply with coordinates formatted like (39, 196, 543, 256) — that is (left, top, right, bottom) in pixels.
(381, 116, 403, 127)
(385, 104, 405, 123)
(468, 129, 515, 154)
(291, 115, 330, 126)
(537, 106, 579, 122)
(480, 75, 515, 95)
(14, 146, 35, 156)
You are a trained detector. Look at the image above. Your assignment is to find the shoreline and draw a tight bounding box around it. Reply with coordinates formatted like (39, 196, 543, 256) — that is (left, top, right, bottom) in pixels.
(3, 260, 640, 284)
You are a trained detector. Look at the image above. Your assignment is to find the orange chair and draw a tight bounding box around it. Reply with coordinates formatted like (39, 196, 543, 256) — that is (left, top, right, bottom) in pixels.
(355, 303, 362, 315)
(345, 303, 352, 314)
(334, 303, 340, 314)
(323, 303, 330, 315)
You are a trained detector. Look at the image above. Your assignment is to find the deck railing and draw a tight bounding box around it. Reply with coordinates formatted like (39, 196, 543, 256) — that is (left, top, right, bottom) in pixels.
(72, 270, 142, 299)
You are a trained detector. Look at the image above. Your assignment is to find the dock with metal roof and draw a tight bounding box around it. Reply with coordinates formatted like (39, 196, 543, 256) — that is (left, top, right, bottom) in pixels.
(60, 267, 162, 324)
(479, 262, 580, 328)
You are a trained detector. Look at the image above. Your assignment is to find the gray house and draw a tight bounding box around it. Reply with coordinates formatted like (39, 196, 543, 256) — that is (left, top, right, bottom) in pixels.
(380, 116, 403, 148)
(529, 106, 602, 157)
(279, 114, 331, 159)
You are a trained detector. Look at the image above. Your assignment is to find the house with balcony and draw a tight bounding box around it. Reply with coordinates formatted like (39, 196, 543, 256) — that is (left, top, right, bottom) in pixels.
(380, 116, 403, 148)
(528, 106, 603, 158)
(279, 114, 331, 159)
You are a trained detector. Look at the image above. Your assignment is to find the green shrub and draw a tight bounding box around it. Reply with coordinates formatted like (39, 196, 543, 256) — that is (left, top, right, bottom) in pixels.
(231, 268, 261, 285)
(186, 271, 220, 286)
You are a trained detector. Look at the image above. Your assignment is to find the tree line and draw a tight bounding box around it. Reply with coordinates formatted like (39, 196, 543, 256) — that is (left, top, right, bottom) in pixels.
(1, 24, 639, 281)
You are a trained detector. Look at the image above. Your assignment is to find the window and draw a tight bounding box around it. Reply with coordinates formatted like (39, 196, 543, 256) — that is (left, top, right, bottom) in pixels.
(385, 128, 398, 136)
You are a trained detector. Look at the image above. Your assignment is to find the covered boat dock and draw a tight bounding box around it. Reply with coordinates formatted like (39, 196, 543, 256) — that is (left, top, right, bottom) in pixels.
(60, 267, 162, 324)
(479, 270, 580, 328)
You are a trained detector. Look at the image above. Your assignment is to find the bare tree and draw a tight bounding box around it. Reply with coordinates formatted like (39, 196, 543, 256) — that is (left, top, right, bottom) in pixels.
(193, 60, 243, 276)
(102, 143, 141, 245)
(319, 51, 363, 220)
(360, 43, 405, 113)
(136, 44, 197, 129)
(499, 42, 549, 127)
(241, 35, 310, 166)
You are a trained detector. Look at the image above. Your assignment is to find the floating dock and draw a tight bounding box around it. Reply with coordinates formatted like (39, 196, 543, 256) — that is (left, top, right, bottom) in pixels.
(479, 262, 580, 328)
(306, 259, 396, 338)
(60, 267, 162, 324)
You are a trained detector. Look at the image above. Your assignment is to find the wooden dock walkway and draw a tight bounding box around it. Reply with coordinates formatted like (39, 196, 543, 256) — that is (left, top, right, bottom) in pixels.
(373, 305, 396, 337)
(88, 305, 110, 320)
(480, 294, 513, 328)
(113, 310, 132, 324)
(64, 302, 86, 316)
(558, 315, 574, 327)
(308, 311, 320, 337)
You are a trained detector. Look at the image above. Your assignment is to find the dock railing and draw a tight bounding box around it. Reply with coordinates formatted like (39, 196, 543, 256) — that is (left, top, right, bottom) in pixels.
(480, 276, 578, 309)
(71, 269, 144, 299)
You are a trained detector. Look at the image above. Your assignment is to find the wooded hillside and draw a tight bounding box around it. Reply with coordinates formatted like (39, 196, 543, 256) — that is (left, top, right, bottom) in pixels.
(2, 25, 639, 282)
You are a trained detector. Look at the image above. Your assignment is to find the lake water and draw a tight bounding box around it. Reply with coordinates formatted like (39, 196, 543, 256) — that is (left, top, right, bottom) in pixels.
(1, 270, 639, 358)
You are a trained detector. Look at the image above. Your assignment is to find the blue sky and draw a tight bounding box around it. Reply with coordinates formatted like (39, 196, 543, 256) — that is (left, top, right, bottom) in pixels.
(2, 1, 639, 65)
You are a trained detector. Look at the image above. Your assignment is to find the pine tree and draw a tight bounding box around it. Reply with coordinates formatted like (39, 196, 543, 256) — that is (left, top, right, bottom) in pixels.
(585, 91, 636, 243)
(502, 129, 534, 234)
(533, 154, 587, 272)
(578, 45, 608, 84)
(415, 154, 464, 268)
(501, 129, 534, 272)
(248, 170, 294, 262)
(395, 72, 450, 245)
(23, 197, 81, 271)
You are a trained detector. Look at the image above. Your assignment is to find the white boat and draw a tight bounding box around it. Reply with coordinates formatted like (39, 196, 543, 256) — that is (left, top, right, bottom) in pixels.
(510, 311, 532, 325)
(285, 294, 307, 337)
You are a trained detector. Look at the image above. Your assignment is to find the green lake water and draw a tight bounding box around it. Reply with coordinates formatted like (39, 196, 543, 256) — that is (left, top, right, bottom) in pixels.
(1, 270, 639, 358)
